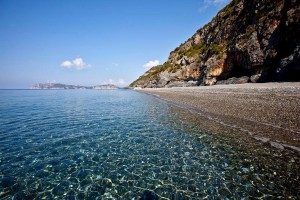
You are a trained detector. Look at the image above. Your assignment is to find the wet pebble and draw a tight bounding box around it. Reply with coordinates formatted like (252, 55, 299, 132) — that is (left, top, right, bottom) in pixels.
(140, 190, 159, 200)
(0, 176, 16, 188)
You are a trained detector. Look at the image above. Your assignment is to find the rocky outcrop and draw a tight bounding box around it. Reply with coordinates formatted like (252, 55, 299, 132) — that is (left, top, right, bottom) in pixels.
(216, 76, 249, 85)
(130, 0, 300, 88)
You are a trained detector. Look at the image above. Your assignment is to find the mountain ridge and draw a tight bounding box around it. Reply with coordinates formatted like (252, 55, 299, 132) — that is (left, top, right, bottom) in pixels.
(31, 83, 119, 90)
(130, 0, 300, 88)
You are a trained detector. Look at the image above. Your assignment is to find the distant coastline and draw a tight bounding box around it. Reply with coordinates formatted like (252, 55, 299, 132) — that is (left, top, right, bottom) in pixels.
(31, 83, 119, 90)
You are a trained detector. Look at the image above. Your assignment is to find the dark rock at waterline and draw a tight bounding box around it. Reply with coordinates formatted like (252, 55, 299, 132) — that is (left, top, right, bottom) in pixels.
(275, 45, 300, 81)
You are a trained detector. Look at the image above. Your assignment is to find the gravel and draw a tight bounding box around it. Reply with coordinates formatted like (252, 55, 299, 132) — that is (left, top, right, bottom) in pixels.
(137, 82, 300, 150)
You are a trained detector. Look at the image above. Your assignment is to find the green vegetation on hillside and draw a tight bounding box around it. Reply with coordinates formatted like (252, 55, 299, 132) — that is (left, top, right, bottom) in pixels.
(209, 43, 224, 59)
(222, 0, 239, 17)
(175, 42, 207, 62)
(185, 42, 207, 57)
(176, 42, 224, 61)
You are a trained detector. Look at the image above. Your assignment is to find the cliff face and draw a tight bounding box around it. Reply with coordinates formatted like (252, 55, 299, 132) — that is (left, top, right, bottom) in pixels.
(130, 0, 300, 88)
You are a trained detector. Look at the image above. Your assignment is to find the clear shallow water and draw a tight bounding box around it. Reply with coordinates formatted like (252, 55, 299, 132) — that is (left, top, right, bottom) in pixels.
(0, 90, 299, 199)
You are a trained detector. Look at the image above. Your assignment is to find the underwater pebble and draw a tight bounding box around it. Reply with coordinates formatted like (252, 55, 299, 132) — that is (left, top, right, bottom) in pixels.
(270, 142, 284, 150)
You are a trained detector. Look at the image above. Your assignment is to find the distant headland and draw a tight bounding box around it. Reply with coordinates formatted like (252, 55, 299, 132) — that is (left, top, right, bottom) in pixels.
(31, 83, 119, 90)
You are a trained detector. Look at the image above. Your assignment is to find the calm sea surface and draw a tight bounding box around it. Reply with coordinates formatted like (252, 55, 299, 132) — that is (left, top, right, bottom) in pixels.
(0, 90, 299, 199)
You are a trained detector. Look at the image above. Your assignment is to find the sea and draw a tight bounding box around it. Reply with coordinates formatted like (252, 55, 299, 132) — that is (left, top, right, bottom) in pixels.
(0, 89, 299, 199)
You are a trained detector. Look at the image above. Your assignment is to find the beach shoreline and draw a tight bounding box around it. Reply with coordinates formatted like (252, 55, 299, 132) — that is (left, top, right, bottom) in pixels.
(135, 82, 300, 153)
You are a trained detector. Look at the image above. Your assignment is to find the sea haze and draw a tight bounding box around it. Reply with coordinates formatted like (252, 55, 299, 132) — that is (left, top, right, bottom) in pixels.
(0, 90, 299, 199)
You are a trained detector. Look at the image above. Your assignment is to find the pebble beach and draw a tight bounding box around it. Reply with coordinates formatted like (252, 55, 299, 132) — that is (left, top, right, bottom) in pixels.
(137, 82, 300, 153)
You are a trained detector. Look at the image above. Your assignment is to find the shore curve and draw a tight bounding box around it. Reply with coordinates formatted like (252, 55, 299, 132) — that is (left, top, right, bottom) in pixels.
(136, 82, 300, 153)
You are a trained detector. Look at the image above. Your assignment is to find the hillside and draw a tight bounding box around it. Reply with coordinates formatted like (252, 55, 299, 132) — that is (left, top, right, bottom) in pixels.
(130, 0, 300, 88)
(31, 83, 118, 90)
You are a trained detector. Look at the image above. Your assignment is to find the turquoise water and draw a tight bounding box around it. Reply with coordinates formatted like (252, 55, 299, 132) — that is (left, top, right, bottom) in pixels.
(0, 90, 299, 199)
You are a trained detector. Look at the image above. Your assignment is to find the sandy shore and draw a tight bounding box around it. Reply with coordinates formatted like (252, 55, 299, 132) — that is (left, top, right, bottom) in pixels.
(136, 82, 300, 152)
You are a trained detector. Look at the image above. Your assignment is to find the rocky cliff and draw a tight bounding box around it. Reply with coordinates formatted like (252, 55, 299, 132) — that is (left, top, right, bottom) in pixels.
(130, 0, 300, 88)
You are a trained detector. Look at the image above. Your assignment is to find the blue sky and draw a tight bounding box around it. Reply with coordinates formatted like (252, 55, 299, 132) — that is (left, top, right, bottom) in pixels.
(0, 0, 230, 89)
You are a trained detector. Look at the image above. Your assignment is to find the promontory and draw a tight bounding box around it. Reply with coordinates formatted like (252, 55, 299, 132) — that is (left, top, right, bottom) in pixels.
(130, 0, 300, 88)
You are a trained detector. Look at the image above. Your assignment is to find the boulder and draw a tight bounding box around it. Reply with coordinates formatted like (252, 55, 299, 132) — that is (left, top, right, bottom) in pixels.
(217, 76, 249, 85)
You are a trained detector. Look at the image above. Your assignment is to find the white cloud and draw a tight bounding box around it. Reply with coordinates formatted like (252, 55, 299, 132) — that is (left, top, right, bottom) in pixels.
(60, 57, 91, 70)
(61, 60, 73, 69)
(105, 78, 126, 86)
(118, 79, 125, 85)
(143, 60, 160, 70)
(72, 58, 89, 70)
(46, 80, 56, 84)
(108, 79, 114, 84)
